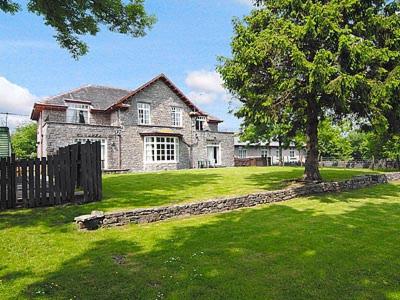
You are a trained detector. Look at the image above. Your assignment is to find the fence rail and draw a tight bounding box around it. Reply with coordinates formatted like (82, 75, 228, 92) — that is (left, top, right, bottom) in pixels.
(0, 141, 102, 210)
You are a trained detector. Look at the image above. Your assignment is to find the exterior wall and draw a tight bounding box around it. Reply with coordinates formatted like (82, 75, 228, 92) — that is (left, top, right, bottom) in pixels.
(91, 113, 111, 125)
(44, 122, 121, 169)
(234, 145, 306, 165)
(42, 108, 111, 126)
(119, 126, 191, 171)
(118, 80, 194, 171)
(37, 80, 234, 171)
(192, 131, 235, 168)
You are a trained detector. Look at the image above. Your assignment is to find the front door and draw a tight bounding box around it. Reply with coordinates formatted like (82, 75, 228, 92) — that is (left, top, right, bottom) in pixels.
(207, 145, 220, 166)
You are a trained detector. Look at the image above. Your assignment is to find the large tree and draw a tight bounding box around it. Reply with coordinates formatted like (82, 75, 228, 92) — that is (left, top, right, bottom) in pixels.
(1, 0, 156, 58)
(218, 0, 400, 181)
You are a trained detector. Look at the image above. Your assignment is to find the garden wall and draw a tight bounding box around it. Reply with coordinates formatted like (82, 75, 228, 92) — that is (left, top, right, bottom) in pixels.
(75, 172, 400, 230)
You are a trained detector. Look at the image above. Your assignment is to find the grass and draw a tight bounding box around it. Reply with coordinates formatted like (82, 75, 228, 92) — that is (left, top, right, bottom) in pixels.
(101, 166, 380, 210)
(1, 167, 399, 299)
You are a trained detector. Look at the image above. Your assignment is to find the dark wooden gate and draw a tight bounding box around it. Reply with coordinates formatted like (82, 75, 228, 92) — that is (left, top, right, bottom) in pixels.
(0, 141, 102, 210)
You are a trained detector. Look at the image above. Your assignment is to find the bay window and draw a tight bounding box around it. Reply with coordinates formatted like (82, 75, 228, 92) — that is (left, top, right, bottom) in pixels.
(144, 136, 179, 163)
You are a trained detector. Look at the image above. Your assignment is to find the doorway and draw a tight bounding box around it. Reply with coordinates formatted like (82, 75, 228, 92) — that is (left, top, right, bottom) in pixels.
(207, 145, 220, 166)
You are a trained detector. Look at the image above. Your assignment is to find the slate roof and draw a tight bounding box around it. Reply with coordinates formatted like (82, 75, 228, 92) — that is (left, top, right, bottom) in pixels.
(31, 74, 224, 123)
(42, 85, 131, 110)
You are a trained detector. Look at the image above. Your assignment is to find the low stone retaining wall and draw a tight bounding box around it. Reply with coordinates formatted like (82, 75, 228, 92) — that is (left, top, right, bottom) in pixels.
(75, 172, 400, 230)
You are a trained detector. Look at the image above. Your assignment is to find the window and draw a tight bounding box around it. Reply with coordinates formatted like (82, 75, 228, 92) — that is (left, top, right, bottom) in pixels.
(276, 149, 280, 157)
(74, 138, 107, 169)
(138, 102, 151, 125)
(195, 116, 206, 131)
(238, 148, 247, 158)
(261, 149, 268, 158)
(290, 149, 296, 158)
(171, 107, 182, 127)
(66, 103, 90, 124)
(144, 136, 179, 163)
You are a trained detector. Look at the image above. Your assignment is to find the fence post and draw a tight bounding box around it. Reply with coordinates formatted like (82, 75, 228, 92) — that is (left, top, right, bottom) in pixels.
(21, 159, 28, 208)
(0, 158, 6, 210)
(28, 160, 34, 208)
(41, 157, 47, 206)
(9, 154, 16, 208)
(34, 158, 41, 206)
(48, 156, 54, 205)
(54, 154, 61, 205)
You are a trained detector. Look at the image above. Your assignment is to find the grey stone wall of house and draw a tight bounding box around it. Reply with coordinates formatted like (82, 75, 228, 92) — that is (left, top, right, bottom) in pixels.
(75, 172, 400, 230)
(91, 113, 111, 125)
(36, 79, 234, 171)
(118, 81, 194, 171)
(192, 131, 234, 167)
(44, 122, 121, 169)
(42, 110, 65, 123)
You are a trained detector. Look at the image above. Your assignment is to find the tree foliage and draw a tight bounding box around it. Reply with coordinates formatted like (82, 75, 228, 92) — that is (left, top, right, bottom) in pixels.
(318, 119, 352, 160)
(11, 123, 37, 159)
(218, 0, 400, 180)
(1, 0, 156, 58)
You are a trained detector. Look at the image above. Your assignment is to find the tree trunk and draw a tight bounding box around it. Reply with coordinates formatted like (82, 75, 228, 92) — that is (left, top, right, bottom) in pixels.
(304, 100, 322, 181)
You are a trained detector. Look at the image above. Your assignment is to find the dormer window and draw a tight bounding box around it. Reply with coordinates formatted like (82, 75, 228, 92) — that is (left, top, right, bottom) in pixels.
(195, 116, 206, 131)
(66, 103, 90, 124)
(138, 102, 151, 125)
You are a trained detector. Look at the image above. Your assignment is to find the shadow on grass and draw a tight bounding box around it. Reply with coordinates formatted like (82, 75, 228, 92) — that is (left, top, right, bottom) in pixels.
(102, 171, 223, 207)
(245, 168, 380, 191)
(0, 168, 391, 233)
(17, 183, 400, 299)
(0, 171, 222, 232)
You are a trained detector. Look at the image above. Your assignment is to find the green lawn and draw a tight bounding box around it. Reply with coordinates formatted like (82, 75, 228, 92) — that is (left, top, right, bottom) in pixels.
(1, 167, 400, 299)
(101, 166, 381, 210)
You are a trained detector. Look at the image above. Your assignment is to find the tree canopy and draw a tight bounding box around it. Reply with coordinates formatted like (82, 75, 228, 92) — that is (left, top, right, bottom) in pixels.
(1, 0, 156, 58)
(11, 123, 37, 159)
(218, 0, 400, 180)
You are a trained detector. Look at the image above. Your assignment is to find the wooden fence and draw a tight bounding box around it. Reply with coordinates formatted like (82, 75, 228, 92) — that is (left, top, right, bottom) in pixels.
(0, 141, 102, 210)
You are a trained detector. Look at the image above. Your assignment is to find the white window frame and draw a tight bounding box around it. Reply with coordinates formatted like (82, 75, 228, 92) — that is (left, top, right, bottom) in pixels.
(261, 149, 268, 158)
(137, 102, 151, 125)
(290, 149, 296, 159)
(144, 136, 179, 163)
(66, 103, 90, 124)
(171, 107, 183, 127)
(195, 116, 206, 131)
(238, 148, 247, 159)
(74, 138, 107, 169)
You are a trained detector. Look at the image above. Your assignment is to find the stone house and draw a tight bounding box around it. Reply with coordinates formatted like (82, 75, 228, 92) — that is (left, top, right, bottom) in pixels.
(31, 74, 234, 171)
(234, 136, 306, 165)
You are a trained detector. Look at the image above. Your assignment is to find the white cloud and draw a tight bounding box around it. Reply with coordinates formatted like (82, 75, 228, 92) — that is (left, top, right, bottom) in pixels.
(187, 91, 217, 104)
(185, 70, 225, 94)
(0, 76, 36, 130)
(185, 70, 231, 105)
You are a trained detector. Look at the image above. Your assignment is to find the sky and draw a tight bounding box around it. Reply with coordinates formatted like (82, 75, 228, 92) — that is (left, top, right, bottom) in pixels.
(0, 0, 253, 131)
